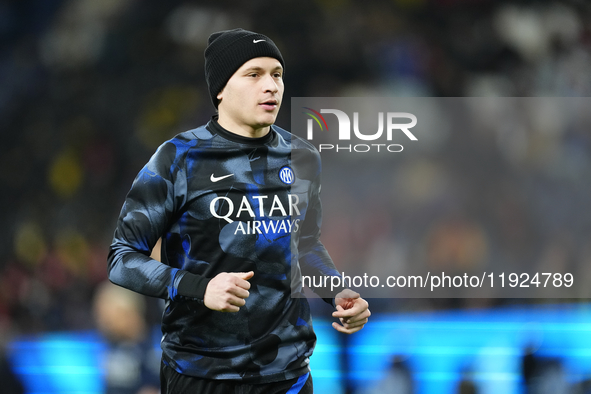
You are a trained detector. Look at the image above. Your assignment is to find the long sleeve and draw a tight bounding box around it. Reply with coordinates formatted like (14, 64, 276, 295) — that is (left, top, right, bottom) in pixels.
(107, 140, 208, 300)
(298, 173, 344, 303)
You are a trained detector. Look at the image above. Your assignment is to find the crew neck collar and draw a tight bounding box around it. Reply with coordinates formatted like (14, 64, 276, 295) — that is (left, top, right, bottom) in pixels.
(207, 116, 275, 146)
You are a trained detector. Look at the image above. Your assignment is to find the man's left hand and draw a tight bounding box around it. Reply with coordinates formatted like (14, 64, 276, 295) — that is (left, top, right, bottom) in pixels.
(332, 289, 370, 334)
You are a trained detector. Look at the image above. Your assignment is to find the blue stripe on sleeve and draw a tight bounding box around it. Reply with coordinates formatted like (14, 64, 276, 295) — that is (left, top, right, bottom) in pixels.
(167, 268, 181, 300)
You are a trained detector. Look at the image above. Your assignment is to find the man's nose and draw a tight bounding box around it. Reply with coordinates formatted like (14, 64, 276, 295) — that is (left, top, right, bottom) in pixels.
(262, 74, 279, 93)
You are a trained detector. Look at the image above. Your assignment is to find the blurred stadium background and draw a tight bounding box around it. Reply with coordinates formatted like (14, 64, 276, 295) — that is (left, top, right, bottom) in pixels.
(1, 0, 591, 393)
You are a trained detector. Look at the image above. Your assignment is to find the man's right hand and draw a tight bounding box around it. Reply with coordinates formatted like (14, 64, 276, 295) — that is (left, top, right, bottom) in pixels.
(204, 271, 254, 312)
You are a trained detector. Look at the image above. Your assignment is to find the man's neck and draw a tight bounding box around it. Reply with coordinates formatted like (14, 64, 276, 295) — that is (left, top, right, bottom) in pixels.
(216, 115, 270, 139)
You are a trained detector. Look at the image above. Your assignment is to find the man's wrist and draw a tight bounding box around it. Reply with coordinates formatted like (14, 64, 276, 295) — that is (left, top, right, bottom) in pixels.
(321, 283, 348, 307)
(178, 272, 210, 300)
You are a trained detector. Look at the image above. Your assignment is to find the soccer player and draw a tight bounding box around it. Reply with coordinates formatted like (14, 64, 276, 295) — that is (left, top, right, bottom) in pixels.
(108, 28, 370, 394)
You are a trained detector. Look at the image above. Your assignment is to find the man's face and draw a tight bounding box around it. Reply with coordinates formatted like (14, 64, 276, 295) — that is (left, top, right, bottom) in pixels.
(217, 57, 284, 134)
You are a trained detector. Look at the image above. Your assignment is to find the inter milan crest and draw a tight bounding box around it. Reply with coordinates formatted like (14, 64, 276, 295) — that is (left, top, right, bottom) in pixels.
(279, 166, 295, 184)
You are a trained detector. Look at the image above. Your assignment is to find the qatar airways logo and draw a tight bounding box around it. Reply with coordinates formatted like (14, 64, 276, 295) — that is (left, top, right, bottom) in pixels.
(209, 194, 301, 235)
(302, 107, 417, 153)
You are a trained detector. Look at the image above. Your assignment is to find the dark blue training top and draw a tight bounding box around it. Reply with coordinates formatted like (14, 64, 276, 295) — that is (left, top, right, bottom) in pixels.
(108, 118, 340, 383)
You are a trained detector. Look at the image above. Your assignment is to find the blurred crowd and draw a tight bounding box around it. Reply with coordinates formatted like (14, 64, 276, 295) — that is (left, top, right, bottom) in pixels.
(317, 96, 591, 305)
(1, 0, 591, 340)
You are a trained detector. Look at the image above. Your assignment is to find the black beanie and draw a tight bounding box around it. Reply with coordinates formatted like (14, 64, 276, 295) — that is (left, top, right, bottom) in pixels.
(204, 28, 285, 108)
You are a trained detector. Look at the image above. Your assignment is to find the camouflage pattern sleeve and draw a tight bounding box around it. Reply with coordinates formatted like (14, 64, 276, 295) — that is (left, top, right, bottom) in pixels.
(107, 139, 196, 300)
(297, 171, 345, 303)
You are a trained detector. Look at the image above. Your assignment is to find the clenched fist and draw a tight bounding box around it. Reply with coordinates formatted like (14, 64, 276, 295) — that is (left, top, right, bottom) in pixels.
(204, 271, 254, 312)
(332, 289, 370, 334)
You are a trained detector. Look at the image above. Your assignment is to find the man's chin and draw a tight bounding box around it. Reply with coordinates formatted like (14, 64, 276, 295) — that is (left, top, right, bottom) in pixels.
(256, 116, 278, 127)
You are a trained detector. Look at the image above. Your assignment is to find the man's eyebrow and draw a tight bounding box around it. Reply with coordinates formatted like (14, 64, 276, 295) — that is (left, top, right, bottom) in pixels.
(243, 66, 283, 72)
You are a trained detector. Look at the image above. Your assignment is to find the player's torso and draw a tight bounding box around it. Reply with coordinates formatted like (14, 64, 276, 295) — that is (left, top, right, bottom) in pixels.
(163, 127, 314, 283)
(159, 128, 318, 380)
